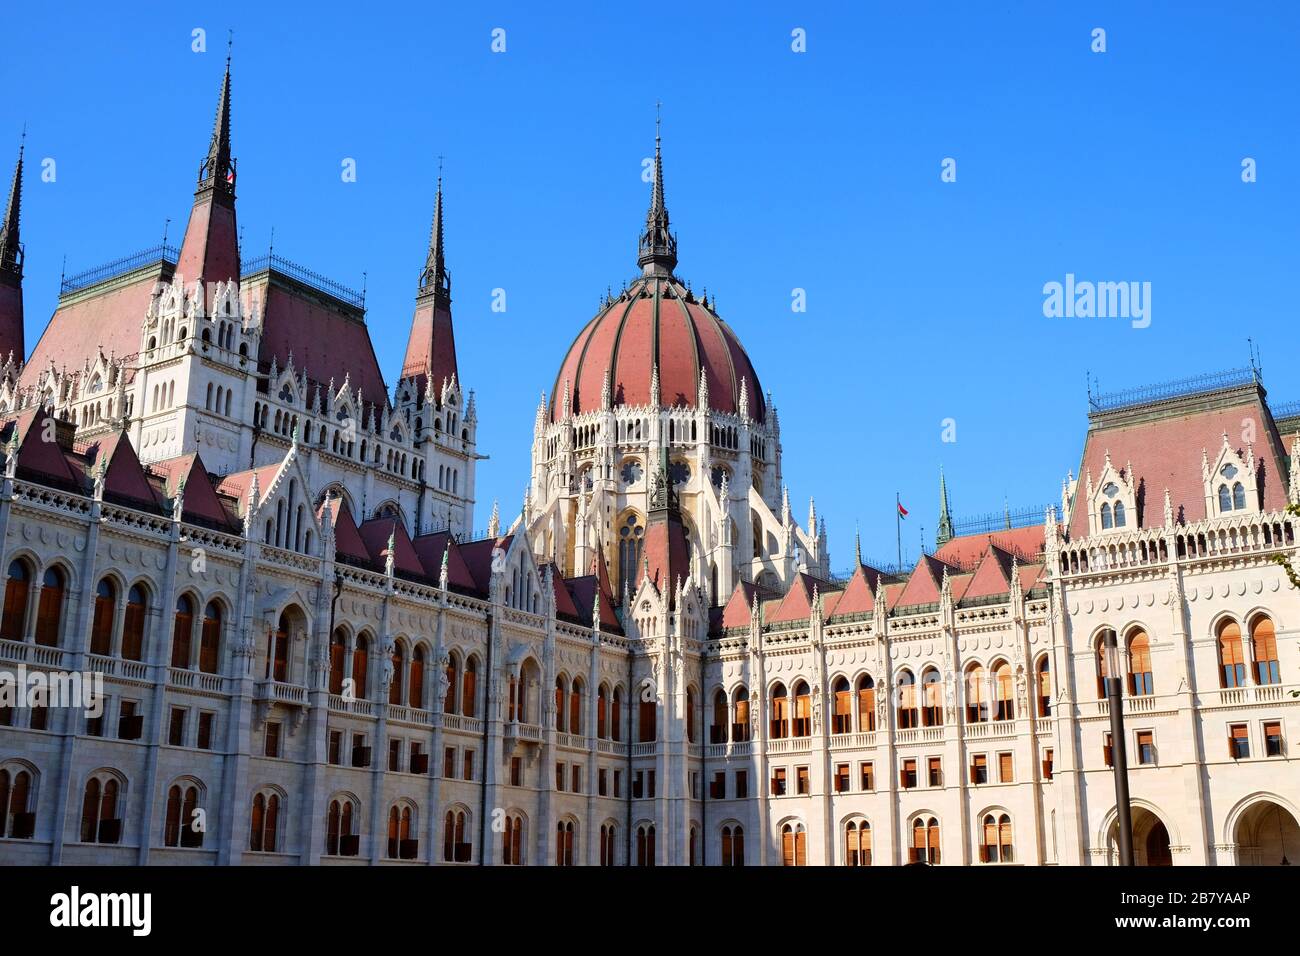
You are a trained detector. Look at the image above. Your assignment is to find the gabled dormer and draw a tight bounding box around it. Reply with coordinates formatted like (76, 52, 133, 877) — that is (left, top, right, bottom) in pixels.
(1203, 431, 1259, 518)
(1086, 452, 1137, 535)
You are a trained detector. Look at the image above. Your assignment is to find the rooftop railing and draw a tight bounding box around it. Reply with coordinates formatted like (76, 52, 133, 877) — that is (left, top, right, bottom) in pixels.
(60, 244, 179, 295)
(1088, 366, 1260, 413)
(240, 253, 365, 309)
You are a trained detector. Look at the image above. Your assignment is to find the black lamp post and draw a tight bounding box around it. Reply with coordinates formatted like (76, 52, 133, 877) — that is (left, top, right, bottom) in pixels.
(1104, 628, 1135, 866)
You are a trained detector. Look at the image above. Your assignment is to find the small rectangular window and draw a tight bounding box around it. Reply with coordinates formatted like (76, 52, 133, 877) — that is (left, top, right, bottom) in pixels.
(443, 746, 456, 778)
(613, 770, 622, 798)
(834, 763, 850, 793)
(1104, 733, 1114, 767)
(571, 764, 582, 794)
(598, 767, 608, 796)
(168, 707, 186, 747)
(265, 721, 281, 758)
(511, 756, 523, 786)
(796, 766, 810, 795)
(1136, 730, 1155, 766)
(118, 700, 142, 740)
(711, 771, 726, 799)
(1042, 748, 1054, 780)
(771, 767, 787, 796)
(388, 738, 401, 772)
(998, 752, 1013, 783)
(735, 770, 748, 799)
(1264, 721, 1284, 757)
(860, 762, 874, 791)
(463, 749, 475, 781)
(901, 759, 917, 789)
(328, 730, 342, 765)
(647, 770, 656, 799)
(971, 754, 987, 785)
(86, 697, 107, 738)
(556, 762, 566, 792)
(928, 757, 943, 787)
(633, 770, 645, 799)
(197, 712, 214, 750)
(1229, 724, 1249, 759)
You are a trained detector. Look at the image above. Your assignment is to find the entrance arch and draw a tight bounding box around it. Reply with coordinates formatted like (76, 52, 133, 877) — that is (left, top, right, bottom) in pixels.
(1230, 797, 1300, 866)
(1103, 802, 1176, 866)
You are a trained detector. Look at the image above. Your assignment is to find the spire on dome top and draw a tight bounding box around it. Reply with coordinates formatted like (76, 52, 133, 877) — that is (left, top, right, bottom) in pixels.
(637, 104, 677, 276)
(936, 468, 954, 547)
(0, 133, 25, 363)
(197, 50, 235, 199)
(418, 164, 450, 301)
(176, 60, 240, 300)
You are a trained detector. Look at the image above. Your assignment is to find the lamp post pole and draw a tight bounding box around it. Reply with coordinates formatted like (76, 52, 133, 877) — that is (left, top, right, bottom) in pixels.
(1104, 628, 1135, 866)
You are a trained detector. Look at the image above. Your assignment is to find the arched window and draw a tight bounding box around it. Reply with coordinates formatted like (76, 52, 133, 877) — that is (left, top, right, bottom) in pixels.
(711, 689, 729, 742)
(910, 816, 940, 865)
(80, 773, 122, 844)
(443, 653, 460, 714)
(265, 612, 290, 683)
(600, 822, 617, 866)
(732, 687, 750, 741)
(993, 662, 1014, 721)
(831, 678, 852, 735)
(965, 665, 989, 723)
(199, 601, 222, 674)
(1232, 482, 1246, 510)
(857, 675, 876, 732)
(387, 804, 415, 859)
(1252, 616, 1280, 685)
(0, 766, 34, 839)
(1, 560, 31, 641)
(35, 566, 65, 647)
(1100, 503, 1113, 529)
(921, 669, 943, 726)
(597, 684, 610, 739)
(638, 689, 656, 742)
(781, 822, 807, 866)
(1095, 632, 1113, 698)
(845, 820, 872, 866)
(980, 813, 1014, 863)
(502, 812, 525, 865)
(329, 630, 347, 696)
(1218, 621, 1246, 688)
(443, 808, 471, 862)
(1036, 656, 1052, 717)
(1113, 501, 1126, 527)
(462, 657, 477, 717)
(617, 513, 645, 599)
(685, 686, 696, 743)
(611, 687, 623, 741)
(171, 595, 195, 669)
(249, 791, 281, 852)
(122, 586, 147, 661)
(1127, 630, 1153, 696)
(410, 646, 425, 709)
(326, 797, 358, 856)
(554, 677, 568, 733)
(792, 682, 811, 737)
(388, 643, 405, 706)
(769, 683, 789, 739)
(721, 824, 745, 866)
(636, 824, 656, 867)
(90, 578, 116, 656)
(164, 782, 202, 848)
(352, 635, 369, 700)
(556, 820, 576, 866)
(896, 671, 917, 729)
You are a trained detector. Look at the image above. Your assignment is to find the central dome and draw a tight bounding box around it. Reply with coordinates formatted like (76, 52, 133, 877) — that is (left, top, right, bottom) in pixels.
(549, 275, 764, 422)
(548, 132, 764, 423)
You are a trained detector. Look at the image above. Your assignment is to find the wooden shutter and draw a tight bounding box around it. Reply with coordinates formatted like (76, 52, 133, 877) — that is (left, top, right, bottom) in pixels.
(999, 753, 1013, 782)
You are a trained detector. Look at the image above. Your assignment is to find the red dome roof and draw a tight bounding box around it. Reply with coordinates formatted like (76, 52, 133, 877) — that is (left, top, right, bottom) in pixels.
(549, 274, 764, 423)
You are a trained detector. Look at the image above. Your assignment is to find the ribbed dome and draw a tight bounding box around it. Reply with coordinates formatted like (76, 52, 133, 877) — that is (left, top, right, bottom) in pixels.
(549, 274, 764, 423)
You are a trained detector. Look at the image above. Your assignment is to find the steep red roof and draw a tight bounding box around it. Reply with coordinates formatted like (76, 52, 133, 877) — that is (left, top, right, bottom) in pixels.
(410, 531, 478, 591)
(319, 497, 371, 565)
(933, 525, 1045, 570)
(86, 431, 161, 510)
(401, 296, 458, 401)
(1068, 385, 1290, 539)
(639, 511, 691, 599)
(549, 565, 581, 619)
(895, 555, 957, 608)
(459, 535, 512, 592)
(961, 544, 1015, 601)
(827, 564, 878, 619)
(4, 409, 79, 488)
(357, 516, 424, 577)
(216, 462, 283, 513)
(767, 572, 830, 623)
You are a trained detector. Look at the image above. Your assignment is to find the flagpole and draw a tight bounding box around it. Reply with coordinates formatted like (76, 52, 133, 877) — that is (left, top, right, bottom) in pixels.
(896, 492, 902, 568)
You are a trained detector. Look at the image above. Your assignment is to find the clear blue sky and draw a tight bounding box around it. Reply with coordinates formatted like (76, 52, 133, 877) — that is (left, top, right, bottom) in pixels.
(2, 2, 1297, 571)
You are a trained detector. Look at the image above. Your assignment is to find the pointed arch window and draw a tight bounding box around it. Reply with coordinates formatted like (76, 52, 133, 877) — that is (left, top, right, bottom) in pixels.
(1113, 501, 1126, 527)
(35, 567, 65, 647)
(80, 774, 122, 844)
(896, 671, 918, 729)
(329, 630, 347, 696)
(845, 820, 872, 866)
(731, 687, 750, 741)
(792, 682, 811, 738)
(600, 822, 617, 866)
(171, 595, 195, 669)
(781, 822, 807, 866)
(0, 767, 34, 840)
(965, 665, 989, 723)
(769, 683, 789, 739)
(1036, 656, 1051, 717)
(462, 657, 477, 717)
(388, 643, 405, 706)
(636, 824, 656, 867)
(410, 646, 425, 709)
(721, 824, 745, 866)
(910, 816, 940, 865)
(352, 635, 369, 700)
(599, 684, 611, 739)
(326, 797, 358, 856)
(122, 586, 147, 661)
(1218, 621, 1246, 688)
(832, 678, 852, 735)
(554, 677, 568, 733)
(611, 687, 623, 741)
(980, 813, 1013, 863)
(90, 578, 116, 656)
(503, 813, 524, 865)
(443, 808, 471, 863)
(556, 819, 576, 866)
(1127, 630, 1153, 696)
(922, 669, 943, 726)
(164, 783, 202, 848)
(1, 560, 30, 642)
(617, 513, 644, 599)
(857, 675, 876, 732)
(993, 662, 1014, 721)
(199, 602, 222, 674)
(249, 790, 280, 852)
(1252, 616, 1280, 685)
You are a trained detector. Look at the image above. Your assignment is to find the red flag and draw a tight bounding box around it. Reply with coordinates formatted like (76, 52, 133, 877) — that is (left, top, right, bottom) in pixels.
(897, 502, 909, 519)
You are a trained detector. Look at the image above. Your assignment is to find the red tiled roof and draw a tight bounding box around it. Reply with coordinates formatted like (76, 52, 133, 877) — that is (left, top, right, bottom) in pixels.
(356, 516, 424, 577)
(894, 555, 955, 608)
(933, 526, 1045, 570)
(400, 298, 458, 402)
(320, 497, 371, 565)
(961, 544, 1015, 601)
(410, 530, 478, 591)
(827, 564, 877, 618)
(459, 535, 512, 593)
(550, 275, 764, 422)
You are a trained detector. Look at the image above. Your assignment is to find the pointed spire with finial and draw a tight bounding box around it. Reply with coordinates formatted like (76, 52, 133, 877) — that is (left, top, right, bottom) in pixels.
(637, 103, 677, 276)
(936, 467, 954, 547)
(198, 43, 235, 197)
(854, 523, 862, 566)
(418, 159, 450, 301)
(0, 130, 23, 277)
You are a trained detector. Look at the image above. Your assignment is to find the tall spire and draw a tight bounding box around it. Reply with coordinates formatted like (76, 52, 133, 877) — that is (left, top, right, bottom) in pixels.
(176, 60, 240, 300)
(197, 52, 235, 200)
(418, 163, 450, 301)
(0, 133, 24, 363)
(637, 104, 677, 276)
(936, 468, 955, 547)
